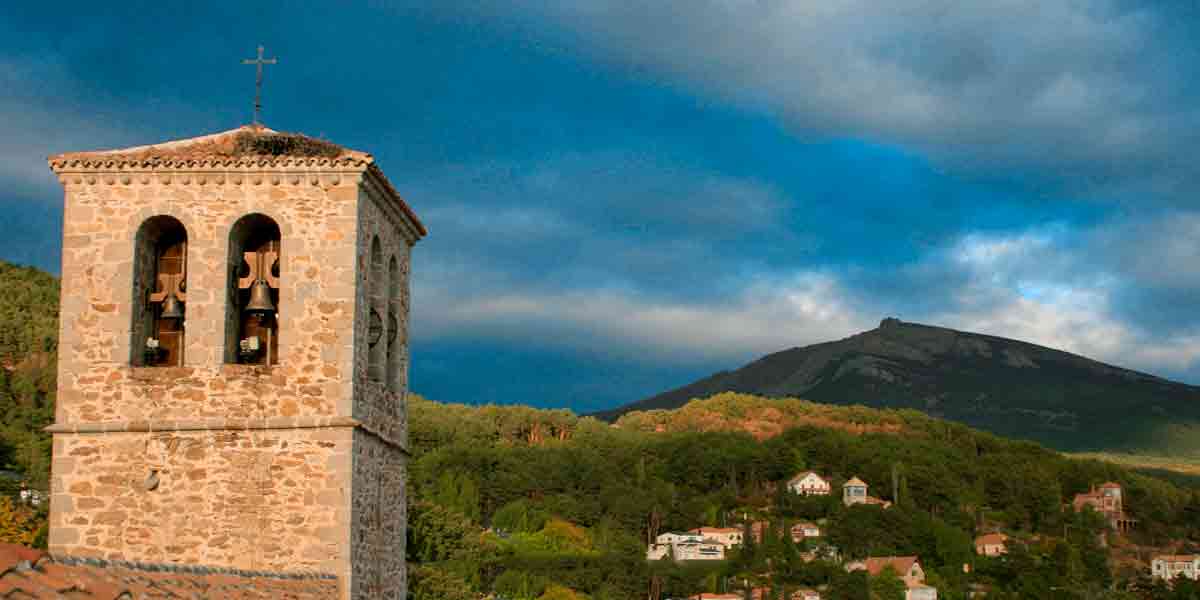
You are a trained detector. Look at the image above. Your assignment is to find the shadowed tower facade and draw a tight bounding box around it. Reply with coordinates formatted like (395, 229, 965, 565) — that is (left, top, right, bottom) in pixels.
(46, 125, 425, 600)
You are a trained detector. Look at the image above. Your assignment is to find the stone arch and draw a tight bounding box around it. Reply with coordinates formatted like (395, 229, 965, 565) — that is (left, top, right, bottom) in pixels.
(367, 236, 385, 381)
(225, 213, 282, 365)
(131, 215, 188, 367)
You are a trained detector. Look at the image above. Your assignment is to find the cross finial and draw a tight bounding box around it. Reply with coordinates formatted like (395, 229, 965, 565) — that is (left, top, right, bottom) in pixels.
(242, 45, 277, 126)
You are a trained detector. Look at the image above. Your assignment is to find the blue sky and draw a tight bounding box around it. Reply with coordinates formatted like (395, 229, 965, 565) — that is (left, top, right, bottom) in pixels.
(4, 2, 1200, 412)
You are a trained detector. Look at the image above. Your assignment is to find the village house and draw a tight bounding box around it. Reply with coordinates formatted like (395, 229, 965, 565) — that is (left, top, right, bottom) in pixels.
(792, 521, 822, 543)
(788, 471, 832, 496)
(690, 594, 742, 600)
(843, 477, 893, 508)
(846, 556, 937, 600)
(648, 532, 726, 561)
(1072, 482, 1135, 532)
(974, 532, 1009, 557)
(672, 539, 727, 561)
(689, 527, 745, 549)
(1151, 555, 1200, 582)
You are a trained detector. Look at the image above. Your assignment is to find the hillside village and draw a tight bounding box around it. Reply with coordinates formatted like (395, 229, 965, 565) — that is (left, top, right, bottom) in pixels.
(645, 469, 1200, 599)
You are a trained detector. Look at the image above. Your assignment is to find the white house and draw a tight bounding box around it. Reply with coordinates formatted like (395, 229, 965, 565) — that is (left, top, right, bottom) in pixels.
(648, 532, 726, 561)
(1152, 555, 1200, 581)
(657, 532, 705, 546)
(791, 521, 821, 542)
(673, 539, 726, 561)
(843, 477, 892, 508)
(788, 471, 832, 496)
(974, 533, 1008, 557)
(689, 527, 744, 549)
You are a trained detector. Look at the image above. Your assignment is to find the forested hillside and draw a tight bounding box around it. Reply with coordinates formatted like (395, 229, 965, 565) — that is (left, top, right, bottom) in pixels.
(0, 260, 58, 492)
(407, 393, 1200, 600)
(601, 318, 1200, 458)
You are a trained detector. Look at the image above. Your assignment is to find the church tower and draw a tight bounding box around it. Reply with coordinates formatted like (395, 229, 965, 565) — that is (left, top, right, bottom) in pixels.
(46, 125, 424, 599)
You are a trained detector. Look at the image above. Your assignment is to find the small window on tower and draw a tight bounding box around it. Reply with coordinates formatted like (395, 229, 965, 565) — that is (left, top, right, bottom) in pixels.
(225, 214, 282, 365)
(131, 216, 188, 367)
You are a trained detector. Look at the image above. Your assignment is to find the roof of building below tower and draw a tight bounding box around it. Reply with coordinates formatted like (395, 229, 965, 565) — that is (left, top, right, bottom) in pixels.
(0, 544, 339, 599)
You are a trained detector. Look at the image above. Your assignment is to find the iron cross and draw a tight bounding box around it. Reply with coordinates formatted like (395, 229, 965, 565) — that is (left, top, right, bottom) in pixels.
(242, 45, 277, 125)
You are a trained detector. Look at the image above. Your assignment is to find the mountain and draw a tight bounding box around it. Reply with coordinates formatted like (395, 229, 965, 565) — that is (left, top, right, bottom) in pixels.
(598, 318, 1200, 457)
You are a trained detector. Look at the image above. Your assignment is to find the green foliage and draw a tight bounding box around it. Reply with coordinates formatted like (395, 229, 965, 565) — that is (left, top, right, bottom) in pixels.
(407, 565, 476, 600)
(409, 393, 1197, 599)
(870, 566, 905, 600)
(0, 260, 58, 491)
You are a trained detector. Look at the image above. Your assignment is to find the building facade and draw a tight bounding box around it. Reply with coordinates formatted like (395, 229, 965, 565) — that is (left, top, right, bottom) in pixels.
(843, 477, 892, 508)
(1073, 482, 1134, 531)
(1151, 555, 1200, 582)
(974, 533, 1008, 557)
(45, 125, 424, 600)
(787, 471, 831, 496)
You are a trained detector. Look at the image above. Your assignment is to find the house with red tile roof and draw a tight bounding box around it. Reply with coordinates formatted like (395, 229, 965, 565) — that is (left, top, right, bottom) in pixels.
(1072, 482, 1134, 531)
(791, 521, 821, 543)
(974, 532, 1009, 556)
(846, 556, 937, 600)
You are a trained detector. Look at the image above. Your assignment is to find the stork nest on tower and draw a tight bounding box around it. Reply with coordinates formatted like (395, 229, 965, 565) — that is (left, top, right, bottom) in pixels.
(232, 131, 344, 158)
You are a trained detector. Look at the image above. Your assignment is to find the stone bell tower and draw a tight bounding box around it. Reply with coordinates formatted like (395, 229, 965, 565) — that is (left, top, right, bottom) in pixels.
(46, 125, 424, 600)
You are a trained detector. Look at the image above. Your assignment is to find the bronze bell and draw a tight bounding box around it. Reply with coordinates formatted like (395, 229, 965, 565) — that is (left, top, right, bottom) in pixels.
(245, 279, 276, 314)
(160, 292, 185, 320)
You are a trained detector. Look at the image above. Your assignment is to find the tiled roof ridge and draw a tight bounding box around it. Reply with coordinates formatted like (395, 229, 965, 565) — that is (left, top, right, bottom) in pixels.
(47, 126, 374, 173)
(49, 553, 338, 581)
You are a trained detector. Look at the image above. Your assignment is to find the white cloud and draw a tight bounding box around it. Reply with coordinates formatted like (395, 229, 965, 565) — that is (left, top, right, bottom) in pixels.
(412, 270, 872, 364)
(451, 1, 1197, 200)
(928, 227, 1200, 377)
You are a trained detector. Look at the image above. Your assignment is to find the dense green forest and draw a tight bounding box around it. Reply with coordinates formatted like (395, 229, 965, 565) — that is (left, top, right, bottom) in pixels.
(0, 260, 58, 493)
(407, 393, 1200, 600)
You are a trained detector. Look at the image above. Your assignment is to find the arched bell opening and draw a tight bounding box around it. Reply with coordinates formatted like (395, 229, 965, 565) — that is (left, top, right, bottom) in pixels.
(131, 216, 189, 367)
(225, 213, 282, 365)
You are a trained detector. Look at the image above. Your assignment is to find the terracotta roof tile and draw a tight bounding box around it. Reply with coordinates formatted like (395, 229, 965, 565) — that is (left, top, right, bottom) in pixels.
(862, 555, 919, 577)
(0, 549, 339, 599)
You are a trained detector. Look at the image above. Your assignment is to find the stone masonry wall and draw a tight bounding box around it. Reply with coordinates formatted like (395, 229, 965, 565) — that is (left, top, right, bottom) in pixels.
(54, 169, 365, 422)
(351, 178, 414, 445)
(348, 174, 413, 600)
(50, 145, 421, 600)
(349, 430, 406, 600)
(49, 427, 354, 580)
